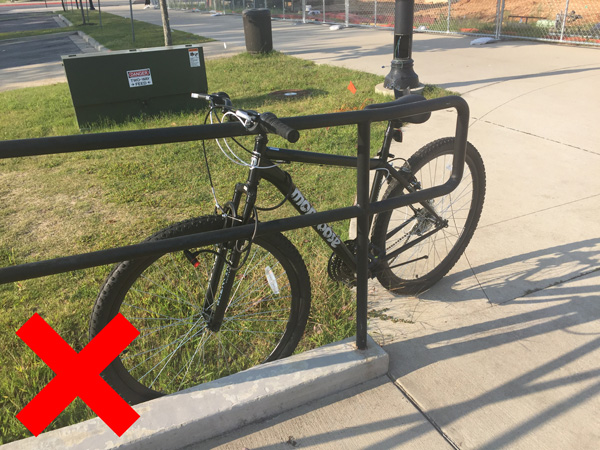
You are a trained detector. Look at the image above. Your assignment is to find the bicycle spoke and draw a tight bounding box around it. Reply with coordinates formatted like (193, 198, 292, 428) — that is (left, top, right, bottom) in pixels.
(145, 319, 208, 388)
(123, 302, 188, 320)
(92, 213, 310, 404)
(174, 330, 213, 392)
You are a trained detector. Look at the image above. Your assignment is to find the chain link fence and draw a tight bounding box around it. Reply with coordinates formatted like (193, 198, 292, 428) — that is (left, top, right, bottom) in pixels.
(410, 0, 600, 45)
(165, 0, 600, 46)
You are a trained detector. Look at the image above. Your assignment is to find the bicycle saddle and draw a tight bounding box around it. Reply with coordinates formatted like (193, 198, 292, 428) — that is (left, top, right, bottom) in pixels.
(364, 94, 431, 124)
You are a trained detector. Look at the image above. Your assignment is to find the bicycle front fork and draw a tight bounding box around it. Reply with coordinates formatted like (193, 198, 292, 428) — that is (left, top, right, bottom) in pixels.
(200, 146, 263, 332)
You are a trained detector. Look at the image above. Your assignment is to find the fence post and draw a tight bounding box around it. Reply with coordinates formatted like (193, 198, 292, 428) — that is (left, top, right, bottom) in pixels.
(447, 0, 451, 33)
(559, 0, 571, 42)
(302, 0, 306, 22)
(345, 0, 349, 27)
(495, 0, 505, 39)
(128, 0, 135, 45)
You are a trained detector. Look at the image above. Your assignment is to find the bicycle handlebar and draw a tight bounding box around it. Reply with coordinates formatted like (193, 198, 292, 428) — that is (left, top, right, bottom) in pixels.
(192, 92, 300, 143)
(260, 112, 300, 143)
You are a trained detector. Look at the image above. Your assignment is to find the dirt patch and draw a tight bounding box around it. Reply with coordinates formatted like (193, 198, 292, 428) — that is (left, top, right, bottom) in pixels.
(412, 0, 600, 23)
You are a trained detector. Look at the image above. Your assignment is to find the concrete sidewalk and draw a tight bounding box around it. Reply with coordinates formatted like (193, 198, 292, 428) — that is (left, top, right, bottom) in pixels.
(3, 3, 600, 448)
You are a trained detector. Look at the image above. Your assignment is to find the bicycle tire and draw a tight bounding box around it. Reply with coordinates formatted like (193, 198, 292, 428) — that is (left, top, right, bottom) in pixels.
(372, 137, 486, 295)
(90, 215, 311, 405)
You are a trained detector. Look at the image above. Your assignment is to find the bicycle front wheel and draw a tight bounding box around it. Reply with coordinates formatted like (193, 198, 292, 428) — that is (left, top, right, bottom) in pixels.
(372, 137, 486, 295)
(90, 215, 311, 405)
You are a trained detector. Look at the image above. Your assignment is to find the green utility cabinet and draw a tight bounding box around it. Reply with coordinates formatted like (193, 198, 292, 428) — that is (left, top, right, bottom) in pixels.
(63, 45, 208, 128)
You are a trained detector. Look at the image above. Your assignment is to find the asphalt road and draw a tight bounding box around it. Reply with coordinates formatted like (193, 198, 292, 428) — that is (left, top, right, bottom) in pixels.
(0, 10, 98, 91)
(0, 33, 85, 70)
(0, 11, 61, 32)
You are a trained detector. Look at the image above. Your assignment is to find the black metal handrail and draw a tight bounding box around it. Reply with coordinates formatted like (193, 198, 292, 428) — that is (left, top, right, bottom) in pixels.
(0, 95, 469, 350)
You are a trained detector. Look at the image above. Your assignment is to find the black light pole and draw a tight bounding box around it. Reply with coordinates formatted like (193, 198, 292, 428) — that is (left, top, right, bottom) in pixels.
(384, 0, 420, 98)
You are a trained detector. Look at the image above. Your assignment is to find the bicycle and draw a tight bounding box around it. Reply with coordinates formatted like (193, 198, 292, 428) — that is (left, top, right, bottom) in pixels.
(89, 92, 486, 405)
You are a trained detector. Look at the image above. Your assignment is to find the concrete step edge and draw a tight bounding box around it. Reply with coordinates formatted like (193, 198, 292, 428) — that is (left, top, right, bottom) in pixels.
(4, 334, 388, 450)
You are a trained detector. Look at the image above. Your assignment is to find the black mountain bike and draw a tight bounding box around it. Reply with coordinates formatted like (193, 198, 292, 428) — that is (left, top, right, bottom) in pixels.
(89, 92, 486, 405)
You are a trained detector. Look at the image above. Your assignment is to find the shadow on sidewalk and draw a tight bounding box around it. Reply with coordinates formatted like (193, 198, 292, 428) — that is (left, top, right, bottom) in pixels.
(443, 64, 600, 92)
(419, 237, 600, 304)
(383, 274, 600, 448)
(366, 238, 600, 448)
(199, 376, 451, 450)
(204, 249, 600, 448)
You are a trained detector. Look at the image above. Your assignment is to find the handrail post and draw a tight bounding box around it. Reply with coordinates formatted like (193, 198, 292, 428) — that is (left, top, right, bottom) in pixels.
(355, 121, 370, 350)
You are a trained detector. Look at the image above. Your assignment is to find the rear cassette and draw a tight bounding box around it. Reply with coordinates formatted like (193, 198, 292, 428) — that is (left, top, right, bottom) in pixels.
(327, 240, 358, 286)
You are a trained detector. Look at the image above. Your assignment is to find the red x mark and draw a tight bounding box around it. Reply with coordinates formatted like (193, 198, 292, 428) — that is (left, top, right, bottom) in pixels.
(16, 313, 140, 437)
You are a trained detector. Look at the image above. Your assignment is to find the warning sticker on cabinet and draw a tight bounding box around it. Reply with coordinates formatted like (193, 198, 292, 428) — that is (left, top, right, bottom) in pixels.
(188, 48, 201, 67)
(127, 68, 152, 88)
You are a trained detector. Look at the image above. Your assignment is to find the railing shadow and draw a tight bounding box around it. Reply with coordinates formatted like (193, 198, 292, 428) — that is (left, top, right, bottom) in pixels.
(198, 376, 448, 449)
(420, 237, 600, 304)
(356, 239, 600, 448)
(383, 277, 600, 448)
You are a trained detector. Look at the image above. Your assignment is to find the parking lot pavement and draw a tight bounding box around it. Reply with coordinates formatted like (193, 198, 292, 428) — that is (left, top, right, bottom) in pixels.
(0, 32, 99, 92)
(0, 11, 63, 32)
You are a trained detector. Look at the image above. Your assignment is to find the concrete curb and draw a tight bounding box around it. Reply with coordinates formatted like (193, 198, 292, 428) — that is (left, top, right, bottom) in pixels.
(57, 14, 109, 52)
(56, 13, 73, 27)
(75, 30, 109, 52)
(3, 335, 388, 450)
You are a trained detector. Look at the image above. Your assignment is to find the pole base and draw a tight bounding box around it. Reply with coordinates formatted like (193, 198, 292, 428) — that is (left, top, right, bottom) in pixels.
(375, 82, 425, 98)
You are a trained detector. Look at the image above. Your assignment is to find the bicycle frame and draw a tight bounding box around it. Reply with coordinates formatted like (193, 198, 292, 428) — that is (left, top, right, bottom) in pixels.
(204, 119, 451, 330)
(260, 121, 447, 272)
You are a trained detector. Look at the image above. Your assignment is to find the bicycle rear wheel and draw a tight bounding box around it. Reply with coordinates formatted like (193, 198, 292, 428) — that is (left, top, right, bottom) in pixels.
(372, 137, 486, 295)
(90, 215, 311, 405)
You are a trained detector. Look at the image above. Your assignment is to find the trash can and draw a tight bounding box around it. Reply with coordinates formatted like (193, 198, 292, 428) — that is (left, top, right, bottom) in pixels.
(242, 9, 273, 54)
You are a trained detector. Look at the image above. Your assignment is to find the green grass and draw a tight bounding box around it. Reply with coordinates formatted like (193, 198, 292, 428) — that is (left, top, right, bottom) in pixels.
(0, 36, 456, 446)
(61, 10, 213, 50)
(0, 11, 211, 49)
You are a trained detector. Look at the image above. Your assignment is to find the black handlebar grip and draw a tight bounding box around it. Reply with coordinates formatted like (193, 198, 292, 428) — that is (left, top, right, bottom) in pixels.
(260, 112, 300, 143)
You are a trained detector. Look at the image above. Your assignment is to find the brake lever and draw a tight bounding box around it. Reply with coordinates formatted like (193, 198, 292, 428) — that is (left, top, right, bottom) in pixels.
(234, 109, 260, 131)
(191, 92, 232, 111)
